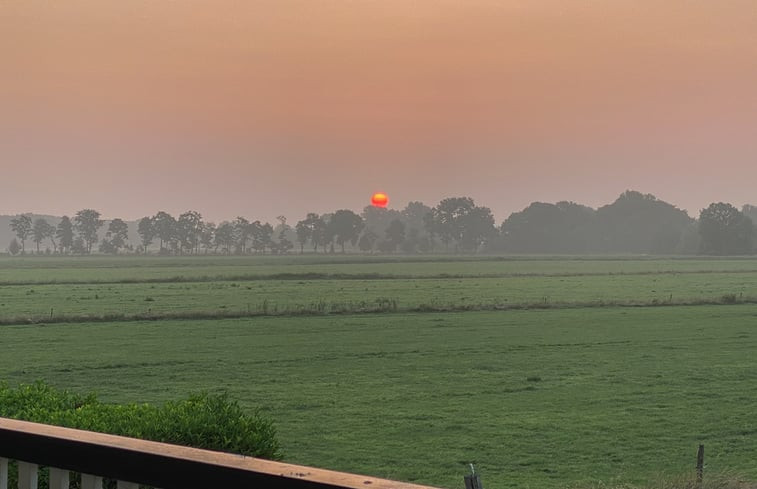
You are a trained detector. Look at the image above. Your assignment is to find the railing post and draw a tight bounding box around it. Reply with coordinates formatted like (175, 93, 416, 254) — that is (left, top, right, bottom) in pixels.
(49, 468, 70, 489)
(17, 462, 38, 489)
(0, 458, 8, 489)
(81, 474, 103, 489)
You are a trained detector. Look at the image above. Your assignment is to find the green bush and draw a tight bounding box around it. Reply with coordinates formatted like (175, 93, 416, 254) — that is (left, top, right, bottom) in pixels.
(0, 381, 280, 458)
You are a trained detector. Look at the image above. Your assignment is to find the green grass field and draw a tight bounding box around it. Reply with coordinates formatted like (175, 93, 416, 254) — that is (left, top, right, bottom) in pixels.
(1, 255, 757, 489)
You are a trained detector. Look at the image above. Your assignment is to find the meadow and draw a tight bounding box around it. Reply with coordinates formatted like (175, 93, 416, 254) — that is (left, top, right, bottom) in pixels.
(1, 255, 757, 489)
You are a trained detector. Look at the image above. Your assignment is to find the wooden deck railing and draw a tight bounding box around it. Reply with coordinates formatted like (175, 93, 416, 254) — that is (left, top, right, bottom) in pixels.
(0, 417, 441, 489)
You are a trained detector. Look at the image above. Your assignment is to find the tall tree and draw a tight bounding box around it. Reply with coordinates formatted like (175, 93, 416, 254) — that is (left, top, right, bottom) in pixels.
(592, 191, 693, 254)
(200, 222, 216, 254)
(500, 201, 595, 253)
(295, 218, 311, 253)
(32, 218, 55, 254)
(699, 202, 754, 255)
(153, 211, 176, 252)
(298, 213, 327, 253)
(74, 209, 103, 253)
(233, 217, 252, 254)
(327, 210, 364, 253)
(102, 218, 129, 254)
(311, 216, 328, 253)
(56, 216, 74, 254)
(10, 214, 32, 253)
(214, 221, 235, 254)
(427, 197, 495, 252)
(177, 211, 203, 254)
(137, 217, 155, 253)
(251, 221, 274, 253)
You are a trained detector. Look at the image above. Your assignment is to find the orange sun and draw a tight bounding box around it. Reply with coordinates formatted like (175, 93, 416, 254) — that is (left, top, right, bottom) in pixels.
(370, 192, 389, 208)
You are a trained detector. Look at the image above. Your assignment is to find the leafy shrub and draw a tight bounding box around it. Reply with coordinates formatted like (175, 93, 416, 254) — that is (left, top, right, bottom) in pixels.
(0, 381, 280, 458)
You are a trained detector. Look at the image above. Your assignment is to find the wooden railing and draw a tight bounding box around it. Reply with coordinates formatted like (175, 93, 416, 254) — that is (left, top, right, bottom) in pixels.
(0, 417, 441, 489)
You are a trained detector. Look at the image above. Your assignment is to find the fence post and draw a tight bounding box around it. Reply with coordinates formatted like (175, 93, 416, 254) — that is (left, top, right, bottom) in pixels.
(464, 465, 483, 489)
(696, 444, 704, 485)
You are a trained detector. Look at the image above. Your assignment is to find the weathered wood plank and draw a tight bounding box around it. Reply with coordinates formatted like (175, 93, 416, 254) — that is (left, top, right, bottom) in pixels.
(0, 457, 8, 489)
(116, 481, 138, 489)
(81, 474, 102, 489)
(49, 468, 69, 489)
(17, 462, 38, 489)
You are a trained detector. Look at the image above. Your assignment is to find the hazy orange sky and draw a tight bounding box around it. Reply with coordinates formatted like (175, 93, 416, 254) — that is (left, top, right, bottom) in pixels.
(1, 1, 756, 223)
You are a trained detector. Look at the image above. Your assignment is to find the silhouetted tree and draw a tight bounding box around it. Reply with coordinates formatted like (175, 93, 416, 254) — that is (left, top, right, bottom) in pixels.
(32, 218, 55, 254)
(200, 222, 216, 254)
(74, 209, 103, 253)
(361, 206, 403, 241)
(699, 202, 754, 255)
(100, 218, 129, 254)
(56, 216, 74, 254)
(250, 221, 272, 253)
(153, 211, 176, 253)
(327, 210, 364, 253)
(592, 191, 693, 254)
(295, 219, 310, 253)
(137, 217, 155, 253)
(10, 214, 32, 253)
(177, 211, 203, 254)
(233, 217, 252, 254)
(274, 227, 294, 254)
(214, 221, 235, 254)
(500, 201, 594, 253)
(427, 197, 495, 252)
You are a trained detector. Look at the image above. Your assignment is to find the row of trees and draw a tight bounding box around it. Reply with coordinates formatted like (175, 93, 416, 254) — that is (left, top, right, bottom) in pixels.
(495, 191, 755, 255)
(6, 197, 496, 256)
(6, 192, 757, 256)
(9, 210, 126, 255)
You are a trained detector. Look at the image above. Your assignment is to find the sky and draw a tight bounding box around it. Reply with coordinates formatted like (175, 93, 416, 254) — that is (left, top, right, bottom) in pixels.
(1, 0, 756, 223)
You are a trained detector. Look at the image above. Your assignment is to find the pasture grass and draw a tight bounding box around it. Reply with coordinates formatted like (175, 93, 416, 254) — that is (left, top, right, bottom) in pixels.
(3, 254, 757, 284)
(2, 306, 757, 489)
(1, 262, 757, 322)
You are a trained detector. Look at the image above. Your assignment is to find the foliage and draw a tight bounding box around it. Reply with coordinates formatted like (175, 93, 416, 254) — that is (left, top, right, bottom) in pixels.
(10, 214, 32, 253)
(152, 211, 177, 252)
(100, 218, 130, 254)
(425, 197, 496, 252)
(56, 216, 74, 254)
(327, 210, 364, 253)
(32, 218, 56, 254)
(699, 203, 754, 255)
(6, 192, 757, 256)
(74, 209, 104, 254)
(500, 201, 595, 253)
(137, 216, 155, 252)
(0, 381, 281, 459)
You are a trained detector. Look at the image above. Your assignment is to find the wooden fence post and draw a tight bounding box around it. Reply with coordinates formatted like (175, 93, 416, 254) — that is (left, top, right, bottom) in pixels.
(696, 444, 704, 485)
(464, 465, 482, 489)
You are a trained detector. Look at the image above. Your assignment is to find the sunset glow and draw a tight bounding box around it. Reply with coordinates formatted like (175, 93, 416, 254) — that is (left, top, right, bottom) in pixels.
(1, 1, 756, 221)
(370, 193, 389, 208)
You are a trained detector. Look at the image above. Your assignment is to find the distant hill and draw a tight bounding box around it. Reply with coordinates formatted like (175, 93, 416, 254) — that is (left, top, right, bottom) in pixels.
(1, 215, 140, 253)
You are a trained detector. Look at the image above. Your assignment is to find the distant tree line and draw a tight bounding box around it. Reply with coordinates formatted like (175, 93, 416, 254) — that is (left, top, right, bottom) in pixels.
(6, 191, 757, 256)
